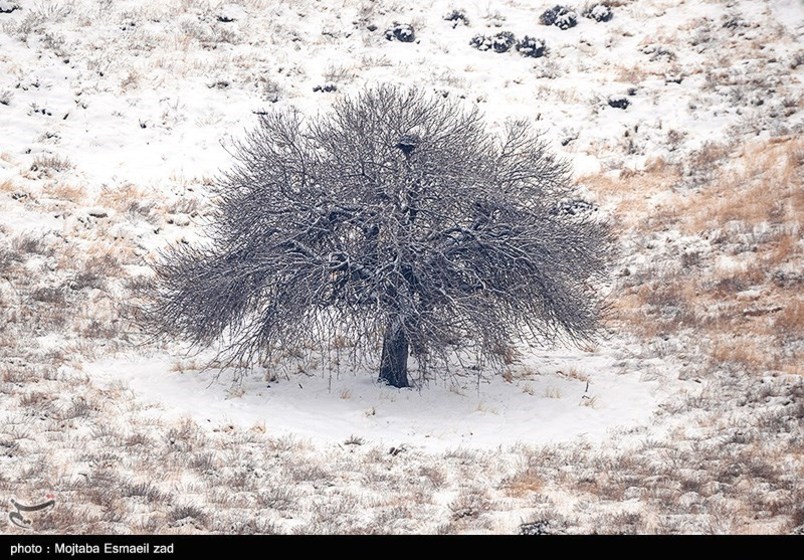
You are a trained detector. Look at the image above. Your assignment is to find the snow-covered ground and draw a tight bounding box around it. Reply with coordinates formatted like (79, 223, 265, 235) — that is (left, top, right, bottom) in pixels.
(0, 0, 802, 534)
(87, 344, 664, 452)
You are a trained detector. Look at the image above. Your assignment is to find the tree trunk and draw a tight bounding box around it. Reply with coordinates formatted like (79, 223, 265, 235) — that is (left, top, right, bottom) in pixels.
(378, 323, 410, 388)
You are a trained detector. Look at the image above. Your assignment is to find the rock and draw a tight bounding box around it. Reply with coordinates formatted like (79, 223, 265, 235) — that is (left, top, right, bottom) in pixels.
(742, 306, 782, 317)
(87, 208, 110, 219)
(0, 1, 19, 14)
(735, 289, 762, 302)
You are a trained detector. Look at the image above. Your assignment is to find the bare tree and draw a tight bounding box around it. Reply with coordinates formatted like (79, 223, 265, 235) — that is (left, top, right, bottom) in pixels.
(149, 85, 611, 388)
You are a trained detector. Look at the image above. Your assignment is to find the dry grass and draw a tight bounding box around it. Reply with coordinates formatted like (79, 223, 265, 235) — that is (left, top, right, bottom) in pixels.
(579, 159, 681, 230)
(96, 184, 159, 218)
(560, 367, 590, 383)
(449, 487, 493, 521)
(501, 467, 543, 497)
(543, 386, 562, 399)
(43, 183, 87, 203)
(28, 154, 73, 176)
(614, 63, 650, 84)
(601, 137, 803, 375)
(689, 138, 800, 227)
(708, 337, 764, 370)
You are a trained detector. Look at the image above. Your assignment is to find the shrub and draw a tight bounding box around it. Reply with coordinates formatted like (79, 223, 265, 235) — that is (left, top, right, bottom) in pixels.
(470, 31, 516, 53)
(29, 154, 73, 176)
(540, 6, 578, 30)
(551, 198, 598, 216)
(519, 519, 560, 535)
(444, 10, 469, 28)
(583, 3, 613, 23)
(516, 36, 547, 58)
(385, 23, 415, 43)
(608, 97, 630, 109)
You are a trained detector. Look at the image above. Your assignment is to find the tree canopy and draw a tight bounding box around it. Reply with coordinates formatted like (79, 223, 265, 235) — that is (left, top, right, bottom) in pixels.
(149, 85, 611, 387)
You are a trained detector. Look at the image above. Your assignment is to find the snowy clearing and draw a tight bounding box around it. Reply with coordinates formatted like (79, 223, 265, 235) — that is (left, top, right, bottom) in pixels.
(88, 344, 663, 452)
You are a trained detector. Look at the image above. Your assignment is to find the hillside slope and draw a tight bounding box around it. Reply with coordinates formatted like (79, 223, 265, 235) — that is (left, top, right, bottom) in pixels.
(0, 0, 802, 534)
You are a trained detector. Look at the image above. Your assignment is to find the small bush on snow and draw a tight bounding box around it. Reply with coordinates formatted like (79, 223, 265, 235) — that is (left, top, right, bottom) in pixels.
(312, 83, 337, 93)
(444, 10, 469, 28)
(470, 31, 516, 53)
(519, 519, 562, 535)
(540, 6, 578, 30)
(608, 97, 630, 109)
(29, 153, 73, 175)
(583, 3, 613, 23)
(551, 198, 598, 217)
(516, 36, 547, 58)
(385, 23, 415, 43)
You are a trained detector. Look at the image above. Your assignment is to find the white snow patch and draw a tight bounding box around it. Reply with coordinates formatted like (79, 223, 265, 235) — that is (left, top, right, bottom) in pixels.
(89, 350, 661, 452)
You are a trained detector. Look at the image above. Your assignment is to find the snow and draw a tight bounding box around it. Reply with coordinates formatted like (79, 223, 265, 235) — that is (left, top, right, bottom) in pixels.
(1, 0, 802, 534)
(88, 346, 662, 452)
(1, 0, 799, 196)
(769, 0, 804, 34)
